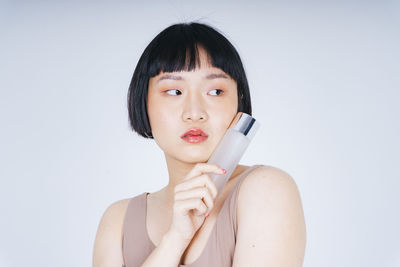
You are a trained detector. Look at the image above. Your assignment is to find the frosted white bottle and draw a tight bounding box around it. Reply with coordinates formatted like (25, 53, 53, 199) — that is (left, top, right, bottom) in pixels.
(207, 112, 260, 195)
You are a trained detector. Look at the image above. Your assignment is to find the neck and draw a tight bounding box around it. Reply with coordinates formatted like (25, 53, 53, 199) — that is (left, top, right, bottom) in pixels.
(160, 153, 200, 203)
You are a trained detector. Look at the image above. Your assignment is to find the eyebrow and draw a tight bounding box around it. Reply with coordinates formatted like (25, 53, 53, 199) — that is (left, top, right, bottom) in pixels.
(156, 73, 229, 83)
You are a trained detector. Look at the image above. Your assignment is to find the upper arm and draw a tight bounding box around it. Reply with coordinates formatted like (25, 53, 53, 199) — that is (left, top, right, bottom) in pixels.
(233, 166, 306, 267)
(93, 199, 130, 267)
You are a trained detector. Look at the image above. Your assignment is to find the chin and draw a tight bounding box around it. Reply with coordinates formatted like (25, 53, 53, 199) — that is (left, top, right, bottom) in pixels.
(184, 153, 210, 163)
(178, 149, 211, 163)
(183, 158, 208, 164)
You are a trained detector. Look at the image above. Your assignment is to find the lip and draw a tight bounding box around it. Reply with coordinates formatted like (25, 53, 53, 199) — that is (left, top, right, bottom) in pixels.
(181, 128, 208, 143)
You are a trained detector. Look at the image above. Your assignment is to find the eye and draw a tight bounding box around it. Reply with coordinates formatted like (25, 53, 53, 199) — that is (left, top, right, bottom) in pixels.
(209, 89, 224, 96)
(165, 89, 182, 96)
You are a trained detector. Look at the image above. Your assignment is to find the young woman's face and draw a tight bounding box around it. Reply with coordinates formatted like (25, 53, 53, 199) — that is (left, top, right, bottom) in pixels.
(147, 51, 238, 163)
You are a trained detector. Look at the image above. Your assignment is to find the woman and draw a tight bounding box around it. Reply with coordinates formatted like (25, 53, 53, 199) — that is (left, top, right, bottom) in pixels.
(93, 22, 306, 267)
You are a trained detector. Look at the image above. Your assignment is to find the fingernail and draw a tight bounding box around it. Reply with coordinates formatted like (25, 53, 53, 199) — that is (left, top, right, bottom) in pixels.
(220, 168, 226, 174)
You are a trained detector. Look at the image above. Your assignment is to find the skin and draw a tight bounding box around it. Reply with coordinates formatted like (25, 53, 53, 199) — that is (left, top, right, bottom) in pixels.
(92, 47, 306, 267)
(146, 47, 240, 212)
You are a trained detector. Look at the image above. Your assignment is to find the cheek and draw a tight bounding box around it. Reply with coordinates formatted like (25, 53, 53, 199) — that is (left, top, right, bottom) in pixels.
(214, 96, 238, 123)
(147, 96, 162, 130)
(209, 107, 237, 138)
(147, 97, 175, 133)
(148, 108, 165, 131)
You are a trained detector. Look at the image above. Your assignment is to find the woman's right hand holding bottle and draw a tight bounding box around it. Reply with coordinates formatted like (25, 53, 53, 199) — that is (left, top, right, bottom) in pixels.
(167, 163, 226, 244)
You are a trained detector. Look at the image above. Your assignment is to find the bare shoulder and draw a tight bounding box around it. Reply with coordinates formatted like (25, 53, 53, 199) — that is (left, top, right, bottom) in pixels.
(92, 198, 131, 267)
(238, 165, 300, 200)
(96, 198, 131, 238)
(100, 198, 131, 225)
(234, 165, 306, 266)
(237, 164, 304, 219)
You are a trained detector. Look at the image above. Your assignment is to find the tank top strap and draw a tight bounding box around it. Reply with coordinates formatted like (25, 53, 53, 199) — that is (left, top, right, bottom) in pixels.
(227, 164, 264, 237)
(122, 192, 152, 267)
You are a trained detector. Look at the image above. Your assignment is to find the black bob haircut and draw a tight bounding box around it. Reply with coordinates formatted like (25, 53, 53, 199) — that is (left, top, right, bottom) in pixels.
(127, 22, 252, 139)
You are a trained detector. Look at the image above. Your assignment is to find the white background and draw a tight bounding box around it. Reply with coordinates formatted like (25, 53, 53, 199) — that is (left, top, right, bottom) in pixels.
(0, 1, 399, 266)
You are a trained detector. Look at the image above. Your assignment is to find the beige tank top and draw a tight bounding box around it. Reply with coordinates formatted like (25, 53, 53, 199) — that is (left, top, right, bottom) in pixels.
(122, 164, 262, 267)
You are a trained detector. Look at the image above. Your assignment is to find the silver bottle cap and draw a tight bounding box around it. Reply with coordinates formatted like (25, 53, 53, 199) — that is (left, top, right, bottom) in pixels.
(228, 112, 260, 140)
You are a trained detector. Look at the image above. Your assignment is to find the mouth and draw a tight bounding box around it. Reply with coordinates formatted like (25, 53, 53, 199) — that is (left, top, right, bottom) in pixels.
(181, 128, 208, 143)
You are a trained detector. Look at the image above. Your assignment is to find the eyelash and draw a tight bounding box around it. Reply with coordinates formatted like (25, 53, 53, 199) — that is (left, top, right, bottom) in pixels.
(165, 89, 224, 96)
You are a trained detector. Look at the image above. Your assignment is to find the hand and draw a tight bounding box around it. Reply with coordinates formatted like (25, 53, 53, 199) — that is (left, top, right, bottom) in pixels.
(168, 163, 226, 243)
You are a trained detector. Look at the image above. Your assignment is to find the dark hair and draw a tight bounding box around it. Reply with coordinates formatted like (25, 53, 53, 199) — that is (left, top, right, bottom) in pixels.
(127, 22, 252, 139)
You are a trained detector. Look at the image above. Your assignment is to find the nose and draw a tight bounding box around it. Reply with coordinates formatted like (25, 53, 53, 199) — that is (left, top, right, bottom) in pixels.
(182, 93, 208, 122)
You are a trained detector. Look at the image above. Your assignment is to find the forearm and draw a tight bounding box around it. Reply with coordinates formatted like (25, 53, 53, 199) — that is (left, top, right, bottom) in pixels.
(140, 231, 190, 267)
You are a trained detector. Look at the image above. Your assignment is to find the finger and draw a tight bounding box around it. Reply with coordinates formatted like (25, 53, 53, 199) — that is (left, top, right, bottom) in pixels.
(175, 174, 218, 199)
(184, 163, 225, 181)
(174, 186, 214, 212)
(174, 198, 208, 216)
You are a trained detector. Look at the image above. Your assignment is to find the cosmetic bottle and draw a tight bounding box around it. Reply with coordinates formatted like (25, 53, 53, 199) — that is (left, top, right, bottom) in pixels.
(207, 112, 260, 195)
